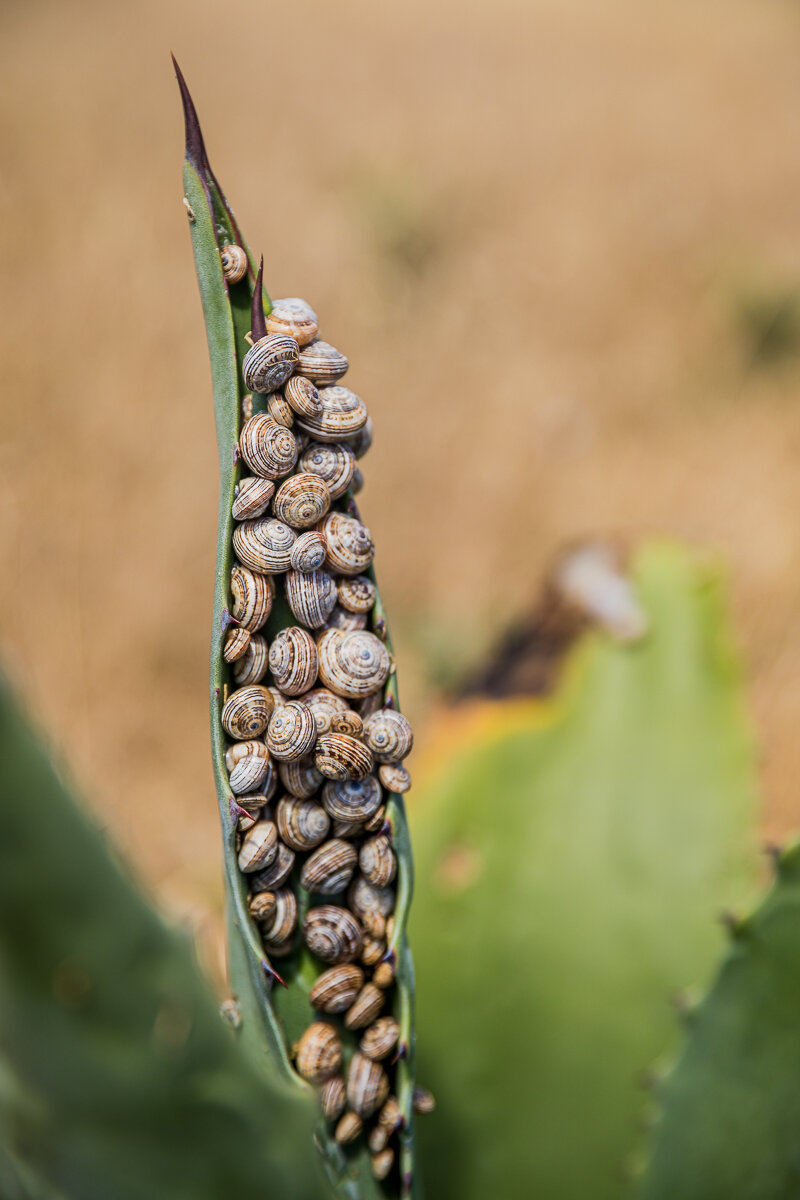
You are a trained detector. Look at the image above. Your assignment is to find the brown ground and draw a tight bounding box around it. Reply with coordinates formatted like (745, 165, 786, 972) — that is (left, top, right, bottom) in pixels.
(2, 0, 800, 955)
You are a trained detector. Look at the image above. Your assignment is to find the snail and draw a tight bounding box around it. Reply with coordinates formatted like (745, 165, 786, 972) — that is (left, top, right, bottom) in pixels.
(289, 530, 327, 573)
(303, 905, 364, 964)
(250, 841, 295, 890)
(370, 1149, 393, 1181)
(221, 685, 274, 740)
(320, 1076, 347, 1121)
(324, 606, 369, 632)
(335, 1112, 363, 1145)
(359, 1017, 399, 1062)
(278, 755, 323, 799)
(220, 243, 248, 283)
(284, 569, 337, 628)
(302, 687, 350, 736)
(231, 633, 269, 686)
(238, 415, 298, 482)
(347, 1053, 389, 1119)
(228, 754, 270, 795)
(296, 385, 367, 443)
(318, 512, 374, 576)
(272, 473, 331, 529)
(372, 961, 395, 990)
(309, 963, 364, 1014)
(315, 732, 373, 782)
(294, 1022, 342, 1084)
(296, 340, 349, 386)
(261, 887, 298, 945)
(268, 627, 318, 697)
(237, 819, 278, 872)
(241, 263, 300, 394)
(248, 891, 276, 922)
(413, 1088, 435, 1114)
(317, 629, 391, 700)
(358, 835, 396, 887)
(337, 575, 376, 614)
(232, 475, 275, 521)
(284, 375, 323, 419)
(368, 1125, 390, 1154)
(266, 297, 319, 348)
(321, 776, 382, 824)
(298, 442, 356, 501)
(230, 564, 274, 631)
(233, 518, 296, 574)
(363, 709, 414, 763)
(348, 876, 395, 920)
(344, 982, 385, 1030)
(329, 710, 363, 739)
(361, 936, 385, 967)
(348, 415, 373, 460)
(300, 839, 358, 894)
(350, 467, 364, 495)
(377, 1095, 402, 1131)
(267, 391, 294, 428)
(224, 738, 269, 772)
(276, 797, 330, 851)
(223, 626, 251, 663)
(266, 701, 317, 760)
(378, 762, 411, 794)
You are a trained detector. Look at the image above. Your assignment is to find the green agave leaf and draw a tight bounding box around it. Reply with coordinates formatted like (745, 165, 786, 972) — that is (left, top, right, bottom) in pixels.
(410, 541, 759, 1200)
(0, 673, 324, 1200)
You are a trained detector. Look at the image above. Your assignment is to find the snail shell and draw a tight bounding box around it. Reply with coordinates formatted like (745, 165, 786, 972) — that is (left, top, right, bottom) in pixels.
(368, 1125, 389, 1154)
(230, 565, 274, 631)
(232, 475, 275, 520)
(223, 626, 251, 663)
(318, 512, 374, 576)
(268, 936, 295, 958)
(321, 776, 382, 823)
(297, 385, 367, 443)
(372, 961, 395, 989)
(361, 936, 386, 967)
(303, 687, 350, 735)
(378, 762, 411, 794)
(248, 890, 276, 922)
(242, 393, 254, 421)
(348, 416, 373, 460)
(276, 796, 330, 851)
(324, 606, 368, 633)
(300, 838, 358, 895)
(242, 333, 299, 395)
(363, 805, 386, 834)
(235, 793, 270, 817)
(237, 819, 279, 873)
(345, 983, 385, 1030)
(370, 1149, 394, 1181)
(272, 473, 331, 529)
(350, 467, 364, 495)
(288, 531, 326, 574)
(239, 414, 298, 480)
(233, 518, 296, 574)
(320, 1075, 347, 1122)
(413, 1088, 436, 1115)
(284, 569, 337, 628)
(317, 630, 390, 699)
(268, 627, 319, 697)
(378, 1095, 403, 1131)
(315, 733, 374, 782)
(231, 634, 269, 686)
(266, 701, 317, 761)
(220, 244, 248, 283)
(237, 812, 258, 833)
(228, 754, 270, 795)
(335, 1112, 363, 1145)
(359, 835, 396, 887)
(267, 391, 294, 428)
(296, 340, 349, 386)
(284, 375, 323, 419)
(294, 1021, 342, 1083)
(385, 915, 395, 941)
(329, 711, 364, 738)
(303, 905, 363, 964)
(221, 685, 274, 740)
(333, 818, 367, 839)
(348, 876, 395, 919)
(225, 738, 269, 771)
(337, 575, 376, 614)
(309, 963, 364, 1013)
(278, 755, 323, 799)
(262, 886, 298, 945)
(298, 442, 356, 501)
(347, 1053, 389, 1119)
(356, 690, 384, 720)
(363, 709, 414, 763)
(266, 298, 319, 348)
(250, 841, 295, 889)
(360, 909, 386, 940)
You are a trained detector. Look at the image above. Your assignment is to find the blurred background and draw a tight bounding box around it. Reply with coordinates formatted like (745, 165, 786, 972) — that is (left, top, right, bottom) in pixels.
(2, 0, 800, 969)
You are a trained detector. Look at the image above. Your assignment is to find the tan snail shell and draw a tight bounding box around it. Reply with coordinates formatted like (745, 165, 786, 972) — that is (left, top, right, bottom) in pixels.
(378, 1095, 403, 1131)
(348, 876, 395, 919)
(361, 936, 385, 967)
(385, 915, 395, 941)
(300, 839, 358, 895)
(413, 1087, 436, 1114)
(241, 393, 254, 421)
(334, 1112, 363, 1145)
(337, 575, 376, 614)
(324, 606, 368, 632)
(220, 243, 248, 283)
(233, 518, 296, 574)
(231, 634, 269, 686)
(378, 762, 411, 794)
(363, 709, 414, 763)
(225, 738, 269, 771)
(223, 626, 251, 663)
(315, 733, 374, 782)
(266, 701, 317, 761)
(284, 375, 323, 419)
(301, 687, 348, 736)
(239, 413, 298, 479)
(329, 710, 364, 738)
(321, 776, 382, 823)
(359, 835, 396, 887)
(320, 1075, 347, 1122)
(242, 333, 299, 395)
(309, 963, 364, 1013)
(373, 961, 395, 989)
(248, 890, 276, 922)
(333, 819, 366, 839)
(266, 298, 319, 348)
(296, 340, 349, 386)
(272, 473, 331, 529)
(345, 983, 385, 1030)
(371, 1149, 394, 1181)
(348, 416, 373, 460)
(237, 812, 258, 834)
(317, 629, 391, 700)
(267, 391, 294, 428)
(360, 909, 386, 940)
(347, 1053, 389, 1119)
(221, 685, 274, 739)
(228, 754, 270, 795)
(284, 569, 337, 628)
(363, 805, 386, 834)
(289, 530, 327, 573)
(294, 1021, 341, 1083)
(368, 1125, 389, 1155)
(276, 797, 330, 851)
(250, 841, 295, 889)
(230, 564, 274, 631)
(298, 442, 356, 501)
(268, 627, 319, 697)
(235, 794, 269, 819)
(303, 905, 363, 964)
(318, 512, 374, 576)
(262, 887, 298, 945)
(232, 475, 274, 521)
(297, 385, 367, 443)
(278, 755, 323, 799)
(237, 819, 279, 873)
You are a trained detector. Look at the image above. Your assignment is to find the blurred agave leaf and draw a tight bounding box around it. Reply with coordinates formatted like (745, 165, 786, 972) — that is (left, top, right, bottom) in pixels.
(410, 541, 759, 1200)
(0, 675, 324, 1200)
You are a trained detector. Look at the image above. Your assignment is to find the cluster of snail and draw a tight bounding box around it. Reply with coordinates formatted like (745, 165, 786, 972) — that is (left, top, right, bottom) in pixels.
(218, 249, 431, 1183)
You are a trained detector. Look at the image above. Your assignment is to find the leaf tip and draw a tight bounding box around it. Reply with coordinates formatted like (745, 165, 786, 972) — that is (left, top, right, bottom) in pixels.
(251, 258, 267, 341)
(172, 54, 208, 171)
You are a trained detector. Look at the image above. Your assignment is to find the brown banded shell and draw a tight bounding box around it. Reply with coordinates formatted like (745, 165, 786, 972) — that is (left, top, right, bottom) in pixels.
(385, 915, 395, 941)
(335, 1112, 363, 1145)
(320, 1076, 347, 1122)
(242, 393, 254, 421)
(371, 1149, 394, 1181)
(248, 891, 276, 922)
(324, 606, 369, 632)
(315, 733, 374, 782)
(303, 905, 363, 964)
(348, 416, 373, 460)
(284, 569, 337, 628)
(289, 530, 327, 573)
(220, 243, 248, 283)
(225, 738, 269, 772)
(242, 333, 299, 394)
(347, 1053, 389, 1119)
(372, 961, 395, 989)
(239, 413, 298, 479)
(276, 797, 330, 851)
(300, 839, 358, 895)
(379, 762, 411, 794)
(237, 819, 278, 873)
(232, 475, 274, 521)
(234, 518, 296, 573)
(368, 1125, 390, 1154)
(309, 963, 364, 1013)
(322, 776, 382, 823)
(413, 1087, 436, 1114)
(231, 634, 269, 685)
(237, 812, 258, 833)
(348, 876, 395, 919)
(221, 685, 274, 739)
(333, 818, 366, 839)
(267, 391, 294, 428)
(284, 374, 323, 418)
(294, 1021, 341, 1083)
(272, 473, 331, 529)
(319, 512, 375, 576)
(303, 687, 350, 735)
(378, 1095, 403, 1130)
(267, 701, 317, 761)
(267, 686, 288, 709)
(337, 575, 376, 614)
(360, 909, 386, 939)
(268, 627, 318, 696)
(262, 887, 298, 945)
(363, 709, 414, 763)
(297, 385, 367, 443)
(250, 841, 295, 889)
(234, 795, 266, 818)
(329, 710, 363, 738)
(296, 340, 349, 386)
(228, 754, 270, 795)
(317, 629, 391, 700)
(359, 835, 396, 887)
(230, 565, 274, 631)
(363, 805, 386, 834)
(278, 755, 324, 799)
(223, 626, 251, 663)
(298, 442, 356, 501)
(345, 983, 385, 1030)
(361, 936, 385, 967)
(266, 298, 319, 348)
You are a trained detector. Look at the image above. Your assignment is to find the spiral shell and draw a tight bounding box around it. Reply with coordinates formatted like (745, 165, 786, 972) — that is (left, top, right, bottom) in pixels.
(413, 1087, 436, 1115)
(248, 890, 276, 922)
(361, 936, 385, 967)
(298, 442, 356, 501)
(368, 1124, 389, 1154)
(318, 512, 374, 576)
(294, 1021, 341, 1084)
(348, 876, 395, 919)
(378, 762, 411, 794)
(337, 575, 376, 614)
(284, 569, 337, 628)
(329, 710, 363, 738)
(284, 375, 323, 419)
(272, 473, 331, 530)
(225, 738, 269, 772)
(221, 685, 274, 739)
(315, 733, 374, 782)
(360, 909, 386, 941)
(266, 701, 317, 761)
(228, 754, 270, 795)
(220, 243, 248, 283)
(250, 841, 295, 890)
(230, 565, 274, 631)
(300, 839, 358, 895)
(371, 1149, 393, 1181)
(223, 626, 251, 663)
(268, 627, 318, 697)
(266, 298, 319, 348)
(324, 606, 368, 632)
(235, 792, 270, 817)
(345, 983, 385, 1030)
(335, 1112, 363, 1145)
(363, 709, 413, 764)
(347, 1053, 389, 1119)
(232, 634, 269, 685)
(237, 819, 279, 873)
(348, 416, 373, 460)
(289, 530, 327, 573)
(262, 886, 298, 945)
(296, 340, 349, 386)
(242, 333, 299, 395)
(277, 755, 323, 799)
(232, 475, 275, 521)
(239, 413, 298, 479)
(321, 776, 382, 824)
(317, 630, 390, 700)
(276, 797, 330, 851)
(267, 391, 294, 428)
(303, 905, 363, 965)
(357, 690, 384, 720)
(320, 1076, 347, 1122)
(234, 518, 296, 573)
(297, 385, 367, 443)
(373, 961, 395, 989)
(363, 805, 386, 834)
(359, 835, 396, 887)
(309, 963, 364, 1013)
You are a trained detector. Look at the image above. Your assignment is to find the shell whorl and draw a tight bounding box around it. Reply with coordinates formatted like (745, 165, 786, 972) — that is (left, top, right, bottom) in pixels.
(242, 333, 299, 394)
(284, 569, 337, 628)
(298, 442, 356, 501)
(317, 629, 391, 699)
(266, 701, 318, 761)
(296, 385, 367, 442)
(318, 512, 375, 576)
(268, 627, 319, 696)
(233, 518, 296, 574)
(239, 413, 298, 479)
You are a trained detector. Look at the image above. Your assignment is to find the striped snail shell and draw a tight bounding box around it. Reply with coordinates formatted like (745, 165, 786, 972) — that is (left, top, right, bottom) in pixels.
(363, 709, 414, 763)
(368, 1125, 389, 1155)
(350, 467, 364, 495)
(318, 512, 374, 576)
(278, 755, 324, 799)
(228, 754, 270, 795)
(294, 1021, 342, 1083)
(332, 818, 366, 839)
(361, 936, 386, 967)
(303, 905, 363, 964)
(266, 298, 319, 348)
(284, 569, 337, 628)
(413, 1087, 436, 1115)
(242, 333, 299, 395)
(235, 793, 270, 817)
(223, 626, 251, 663)
(324, 606, 368, 633)
(284, 375, 323, 419)
(221, 685, 274, 739)
(272, 473, 331, 529)
(261, 886, 298, 945)
(317, 629, 391, 699)
(315, 733, 374, 782)
(248, 890, 276, 922)
(320, 1075, 347, 1122)
(242, 393, 254, 421)
(362, 805, 386, 834)
(303, 687, 350, 735)
(276, 796, 330, 851)
(289, 530, 327, 573)
(297, 385, 367, 443)
(309, 963, 364, 1013)
(232, 475, 274, 520)
(267, 686, 288, 709)
(329, 710, 363, 738)
(300, 838, 358, 895)
(335, 1112, 363, 1145)
(356, 689, 384, 720)
(220, 243, 248, 283)
(266, 701, 317, 761)
(321, 776, 382, 823)
(233, 518, 296, 573)
(296, 340, 349, 386)
(250, 841, 295, 889)
(371, 1149, 394, 1181)
(347, 416, 373, 460)
(348, 876, 395, 919)
(337, 575, 376, 614)
(237, 811, 258, 833)
(232, 634, 269, 685)
(239, 414, 298, 480)
(372, 961, 395, 989)
(224, 738, 269, 772)
(360, 901, 386, 939)
(347, 1053, 389, 1119)
(267, 391, 294, 428)
(378, 762, 411, 794)
(230, 564, 274, 631)
(345, 983, 385, 1031)
(359, 835, 396, 887)
(237, 819, 279, 873)
(377, 1095, 403, 1131)
(268, 627, 319, 697)
(298, 442, 356, 501)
